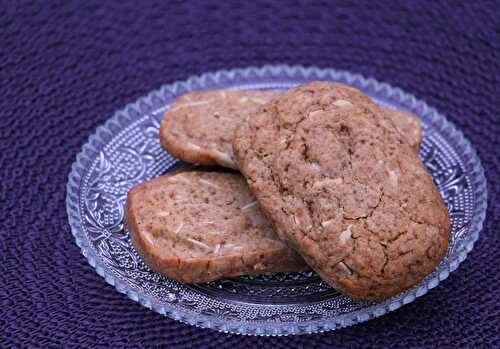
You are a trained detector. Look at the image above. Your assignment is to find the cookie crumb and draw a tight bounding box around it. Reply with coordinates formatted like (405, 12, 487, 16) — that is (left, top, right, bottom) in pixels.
(187, 238, 212, 251)
(388, 170, 399, 187)
(171, 175, 193, 185)
(339, 224, 353, 242)
(321, 219, 334, 228)
(174, 223, 184, 235)
(224, 244, 243, 251)
(169, 99, 214, 112)
(254, 262, 266, 270)
(241, 201, 259, 210)
(142, 230, 155, 246)
(331, 100, 353, 108)
(249, 97, 268, 104)
(337, 261, 353, 275)
(308, 110, 324, 118)
(212, 149, 235, 167)
(311, 162, 321, 172)
(313, 177, 343, 189)
(199, 179, 221, 190)
(186, 142, 202, 151)
(213, 243, 221, 256)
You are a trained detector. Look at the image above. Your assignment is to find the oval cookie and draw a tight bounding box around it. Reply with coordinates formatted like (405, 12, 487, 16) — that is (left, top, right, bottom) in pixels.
(233, 81, 450, 300)
(125, 171, 307, 283)
(160, 90, 278, 169)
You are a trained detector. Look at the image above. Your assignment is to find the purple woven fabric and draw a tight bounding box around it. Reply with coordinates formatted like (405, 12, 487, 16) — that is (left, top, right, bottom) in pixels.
(1, 1, 498, 347)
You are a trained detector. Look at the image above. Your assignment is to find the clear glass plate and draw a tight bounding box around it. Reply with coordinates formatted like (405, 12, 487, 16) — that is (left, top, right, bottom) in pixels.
(66, 65, 487, 336)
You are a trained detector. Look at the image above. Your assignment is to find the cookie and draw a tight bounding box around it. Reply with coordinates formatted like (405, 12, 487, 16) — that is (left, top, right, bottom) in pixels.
(160, 89, 422, 170)
(160, 89, 278, 169)
(233, 81, 450, 300)
(125, 171, 307, 283)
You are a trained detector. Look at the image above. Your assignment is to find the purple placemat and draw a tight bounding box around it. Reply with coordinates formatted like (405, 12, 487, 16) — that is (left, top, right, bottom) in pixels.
(0, 1, 498, 348)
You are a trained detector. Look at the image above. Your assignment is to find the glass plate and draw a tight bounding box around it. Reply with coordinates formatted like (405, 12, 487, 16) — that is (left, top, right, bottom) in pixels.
(66, 65, 487, 336)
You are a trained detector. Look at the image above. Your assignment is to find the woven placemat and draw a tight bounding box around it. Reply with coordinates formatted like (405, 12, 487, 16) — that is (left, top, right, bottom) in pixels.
(1, 1, 498, 348)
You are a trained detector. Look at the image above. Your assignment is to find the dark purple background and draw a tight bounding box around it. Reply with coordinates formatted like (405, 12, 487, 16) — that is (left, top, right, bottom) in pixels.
(1, 1, 498, 348)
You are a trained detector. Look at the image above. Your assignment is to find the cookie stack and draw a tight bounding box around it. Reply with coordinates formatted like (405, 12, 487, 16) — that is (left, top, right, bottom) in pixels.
(125, 81, 450, 300)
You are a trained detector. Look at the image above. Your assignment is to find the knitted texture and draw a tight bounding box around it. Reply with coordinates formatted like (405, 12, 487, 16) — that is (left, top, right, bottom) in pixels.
(0, 1, 498, 348)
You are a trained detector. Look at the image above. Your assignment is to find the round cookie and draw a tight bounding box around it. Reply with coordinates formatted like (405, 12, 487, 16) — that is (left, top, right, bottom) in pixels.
(160, 89, 278, 169)
(125, 171, 308, 283)
(233, 81, 450, 300)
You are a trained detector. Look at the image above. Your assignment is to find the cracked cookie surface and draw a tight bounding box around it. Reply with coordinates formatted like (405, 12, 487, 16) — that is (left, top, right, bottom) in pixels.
(233, 81, 450, 299)
(160, 89, 421, 170)
(125, 171, 307, 283)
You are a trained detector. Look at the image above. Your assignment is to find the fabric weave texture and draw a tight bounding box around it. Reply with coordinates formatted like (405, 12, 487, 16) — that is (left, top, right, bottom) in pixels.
(0, 1, 498, 348)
